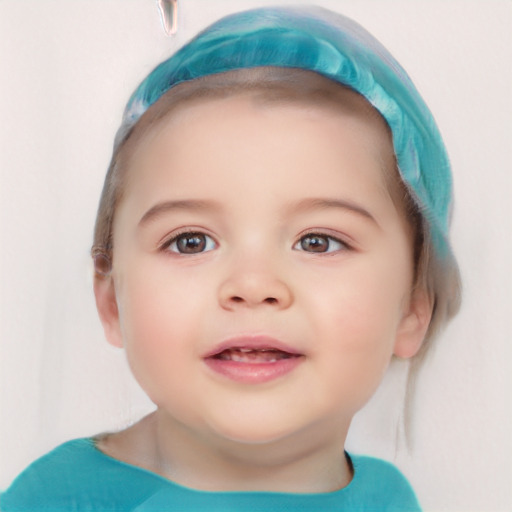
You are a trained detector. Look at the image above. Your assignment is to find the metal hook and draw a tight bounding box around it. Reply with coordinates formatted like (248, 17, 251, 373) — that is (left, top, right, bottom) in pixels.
(157, 0, 178, 36)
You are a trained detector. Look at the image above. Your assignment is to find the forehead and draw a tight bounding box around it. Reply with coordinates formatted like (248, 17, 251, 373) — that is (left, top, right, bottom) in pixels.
(118, 68, 395, 168)
(136, 91, 389, 160)
(126, 79, 397, 211)
(118, 93, 396, 222)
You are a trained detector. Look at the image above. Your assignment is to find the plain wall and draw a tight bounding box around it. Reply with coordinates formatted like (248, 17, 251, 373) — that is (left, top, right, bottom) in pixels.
(1, 1, 511, 510)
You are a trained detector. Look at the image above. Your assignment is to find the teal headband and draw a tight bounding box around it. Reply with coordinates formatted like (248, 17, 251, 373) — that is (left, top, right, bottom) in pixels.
(120, 5, 454, 260)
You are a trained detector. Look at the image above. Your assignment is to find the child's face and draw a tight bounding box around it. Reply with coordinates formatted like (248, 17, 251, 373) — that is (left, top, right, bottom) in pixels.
(97, 93, 428, 447)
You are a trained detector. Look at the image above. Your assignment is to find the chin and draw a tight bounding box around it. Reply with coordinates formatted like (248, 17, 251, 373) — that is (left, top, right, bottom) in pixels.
(207, 416, 304, 447)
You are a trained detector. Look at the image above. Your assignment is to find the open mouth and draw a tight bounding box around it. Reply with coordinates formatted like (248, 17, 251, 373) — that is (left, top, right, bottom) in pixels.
(213, 348, 299, 363)
(204, 338, 304, 383)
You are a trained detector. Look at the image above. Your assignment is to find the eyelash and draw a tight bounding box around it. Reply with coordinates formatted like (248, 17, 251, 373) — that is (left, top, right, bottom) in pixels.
(293, 231, 352, 254)
(159, 230, 217, 255)
(159, 229, 352, 256)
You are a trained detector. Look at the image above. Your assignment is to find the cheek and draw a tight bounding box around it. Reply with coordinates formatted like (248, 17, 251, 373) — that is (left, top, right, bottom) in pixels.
(315, 255, 409, 339)
(115, 270, 204, 401)
(307, 258, 409, 406)
(118, 260, 206, 338)
(319, 306, 400, 414)
(328, 299, 399, 374)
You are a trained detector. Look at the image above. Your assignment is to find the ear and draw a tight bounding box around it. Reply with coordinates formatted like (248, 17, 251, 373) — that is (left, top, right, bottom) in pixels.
(393, 288, 433, 359)
(94, 276, 124, 348)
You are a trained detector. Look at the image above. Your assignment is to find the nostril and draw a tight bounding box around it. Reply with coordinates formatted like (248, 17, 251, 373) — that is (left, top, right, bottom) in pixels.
(229, 296, 278, 305)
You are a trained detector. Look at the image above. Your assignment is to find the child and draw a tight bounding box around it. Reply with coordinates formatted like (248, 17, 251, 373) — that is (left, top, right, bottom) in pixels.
(1, 5, 460, 511)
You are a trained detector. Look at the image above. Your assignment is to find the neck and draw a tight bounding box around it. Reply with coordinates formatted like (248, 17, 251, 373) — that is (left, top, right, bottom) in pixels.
(146, 410, 352, 493)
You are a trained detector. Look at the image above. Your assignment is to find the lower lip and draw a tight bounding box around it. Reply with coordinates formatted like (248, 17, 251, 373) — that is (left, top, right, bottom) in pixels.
(204, 356, 303, 384)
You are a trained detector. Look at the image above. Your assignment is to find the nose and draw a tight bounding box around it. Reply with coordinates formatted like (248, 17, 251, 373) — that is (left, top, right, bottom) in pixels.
(218, 264, 293, 311)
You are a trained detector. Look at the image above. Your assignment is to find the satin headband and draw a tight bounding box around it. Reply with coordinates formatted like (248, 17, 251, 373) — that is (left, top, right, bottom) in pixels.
(117, 5, 454, 261)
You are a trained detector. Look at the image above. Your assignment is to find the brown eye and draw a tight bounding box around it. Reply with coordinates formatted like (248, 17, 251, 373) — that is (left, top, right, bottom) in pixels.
(165, 232, 216, 254)
(295, 234, 347, 253)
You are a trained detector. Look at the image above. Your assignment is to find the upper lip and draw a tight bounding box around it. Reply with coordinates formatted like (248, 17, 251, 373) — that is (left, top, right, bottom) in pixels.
(203, 335, 303, 359)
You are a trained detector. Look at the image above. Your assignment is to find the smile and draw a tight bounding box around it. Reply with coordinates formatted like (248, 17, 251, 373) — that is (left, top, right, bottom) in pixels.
(203, 337, 304, 384)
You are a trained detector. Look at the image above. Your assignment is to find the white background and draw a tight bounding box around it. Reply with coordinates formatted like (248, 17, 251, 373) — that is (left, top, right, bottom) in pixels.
(1, 1, 511, 510)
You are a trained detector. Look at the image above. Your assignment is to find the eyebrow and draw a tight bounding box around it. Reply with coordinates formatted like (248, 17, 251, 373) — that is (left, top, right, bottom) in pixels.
(138, 197, 379, 228)
(138, 199, 221, 226)
(290, 198, 379, 227)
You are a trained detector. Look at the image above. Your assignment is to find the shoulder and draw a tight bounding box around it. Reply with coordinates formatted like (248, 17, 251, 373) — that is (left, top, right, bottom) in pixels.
(347, 453, 422, 511)
(0, 438, 164, 512)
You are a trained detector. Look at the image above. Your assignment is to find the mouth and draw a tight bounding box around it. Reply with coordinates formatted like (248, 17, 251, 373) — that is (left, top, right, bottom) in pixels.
(204, 337, 304, 384)
(213, 347, 300, 363)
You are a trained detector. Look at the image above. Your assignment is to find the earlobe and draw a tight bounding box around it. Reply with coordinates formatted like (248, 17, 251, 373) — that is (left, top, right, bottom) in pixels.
(94, 276, 124, 348)
(393, 288, 433, 359)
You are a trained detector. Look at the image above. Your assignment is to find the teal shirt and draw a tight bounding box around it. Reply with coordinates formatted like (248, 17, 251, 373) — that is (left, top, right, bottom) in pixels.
(1, 438, 421, 511)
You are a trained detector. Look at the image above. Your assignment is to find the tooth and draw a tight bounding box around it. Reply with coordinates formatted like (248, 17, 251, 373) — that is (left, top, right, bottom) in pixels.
(232, 353, 250, 363)
(213, 347, 295, 363)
